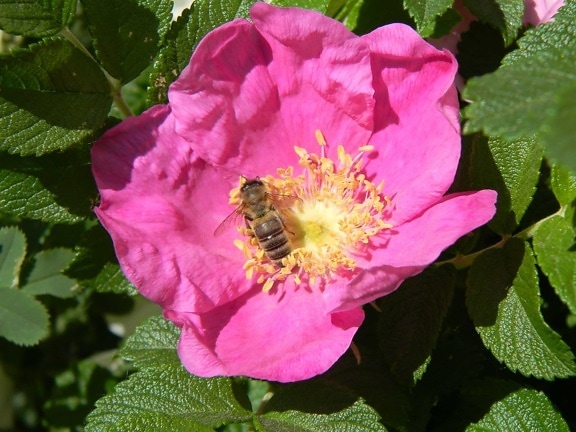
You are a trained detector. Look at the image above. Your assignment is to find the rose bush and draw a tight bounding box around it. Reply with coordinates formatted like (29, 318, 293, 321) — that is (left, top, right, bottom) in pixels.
(92, 3, 496, 382)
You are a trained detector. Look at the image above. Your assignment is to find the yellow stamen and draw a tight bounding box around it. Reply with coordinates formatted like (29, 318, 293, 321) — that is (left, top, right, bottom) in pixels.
(315, 129, 327, 146)
(262, 278, 274, 292)
(228, 132, 392, 292)
(234, 239, 251, 258)
(359, 144, 374, 152)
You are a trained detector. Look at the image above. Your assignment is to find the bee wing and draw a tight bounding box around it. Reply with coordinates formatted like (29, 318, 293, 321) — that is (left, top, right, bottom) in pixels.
(268, 193, 303, 212)
(214, 206, 245, 237)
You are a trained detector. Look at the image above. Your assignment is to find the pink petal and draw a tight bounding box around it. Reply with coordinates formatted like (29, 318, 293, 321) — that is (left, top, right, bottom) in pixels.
(362, 24, 461, 226)
(167, 283, 364, 382)
(375, 190, 497, 267)
(92, 106, 256, 313)
(168, 3, 375, 176)
(325, 266, 425, 313)
(524, 0, 564, 26)
(326, 190, 497, 311)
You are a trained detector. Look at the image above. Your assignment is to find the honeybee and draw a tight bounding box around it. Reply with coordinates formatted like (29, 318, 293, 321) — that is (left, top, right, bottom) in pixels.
(215, 177, 299, 267)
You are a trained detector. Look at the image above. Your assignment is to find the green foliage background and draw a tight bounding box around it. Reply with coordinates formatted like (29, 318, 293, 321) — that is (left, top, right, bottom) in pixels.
(0, 0, 575, 431)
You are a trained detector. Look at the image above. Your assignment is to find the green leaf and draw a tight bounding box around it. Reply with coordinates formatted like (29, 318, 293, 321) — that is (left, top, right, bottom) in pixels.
(332, 0, 364, 31)
(0, 286, 49, 345)
(326, 0, 348, 16)
(488, 136, 543, 232)
(463, 1, 576, 141)
(90, 263, 137, 296)
(450, 378, 572, 432)
(21, 248, 77, 298)
(44, 360, 118, 430)
(260, 369, 400, 429)
(0, 150, 97, 223)
(377, 266, 455, 384)
(86, 316, 253, 431)
(550, 164, 576, 209)
(265, 359, 409, 429)
(118, 315, 181, 368)
(0, 38, 112, 156)
(539, 82, 576, 172)
(455, 135, 543, 234)
(65, 224, 119, 281)
(428, 7, 461, 38)
(86, 367, 252, 431)
(351, 0, 414, 35)
(0, 226, 26, 288)
(64, 224, 137, 295)
(148, 0, 257, 104)
(0, 169, 81, 224)
(257, 400, 387, 432)
(533, 216, 576, 315)
(463, 0, 523, 46)
(466, 238, 576, 379)
(467, 387, 570, 432)
(271, 0, 330, 12)
(403, 0, 453, 37)
(263, 380, 359, 417)
(81, 0, 173, 82)
(0, 0, 77, 37)
(405, 285, 490, 432)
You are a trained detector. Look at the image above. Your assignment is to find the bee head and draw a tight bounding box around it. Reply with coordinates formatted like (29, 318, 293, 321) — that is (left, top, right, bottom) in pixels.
(240, 177, 267, 203)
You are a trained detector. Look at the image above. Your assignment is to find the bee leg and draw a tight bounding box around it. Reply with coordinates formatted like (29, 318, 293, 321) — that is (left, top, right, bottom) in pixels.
(281, 216, 298, 237)
(244, 219, 255, 238)
(273, 211, 296, 236)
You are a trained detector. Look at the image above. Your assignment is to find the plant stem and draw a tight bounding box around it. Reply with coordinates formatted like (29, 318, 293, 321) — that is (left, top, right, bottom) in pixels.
(435, 236, 507, 269)
(435, 207, 566, 269)
(513, 208, 565, 240)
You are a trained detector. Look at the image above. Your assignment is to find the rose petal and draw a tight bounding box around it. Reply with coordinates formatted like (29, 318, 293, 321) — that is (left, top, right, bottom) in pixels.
(93, 106, 256, 313)
(169, 3, 375, 176)
(362, 24, 461, 226)
(324, 265, 424, 313)
(168, 282, 364, 382)
(325, 189, 497, 311)
(374, 190, 497, 267)
(524, 0, 564, 26)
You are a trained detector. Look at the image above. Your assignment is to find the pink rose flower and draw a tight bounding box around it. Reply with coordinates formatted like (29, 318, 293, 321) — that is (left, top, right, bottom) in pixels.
(92, 3, 497, 382)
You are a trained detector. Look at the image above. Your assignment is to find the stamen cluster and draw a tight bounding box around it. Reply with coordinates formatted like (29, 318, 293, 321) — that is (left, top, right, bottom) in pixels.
(231, 131, 392, 291)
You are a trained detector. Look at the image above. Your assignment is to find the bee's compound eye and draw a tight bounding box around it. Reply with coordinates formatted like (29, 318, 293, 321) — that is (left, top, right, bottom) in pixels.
(241, 179, 261, 191)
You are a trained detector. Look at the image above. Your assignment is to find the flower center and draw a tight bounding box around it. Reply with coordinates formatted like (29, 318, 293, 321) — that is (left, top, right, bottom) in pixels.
(230, 130, 392, 292)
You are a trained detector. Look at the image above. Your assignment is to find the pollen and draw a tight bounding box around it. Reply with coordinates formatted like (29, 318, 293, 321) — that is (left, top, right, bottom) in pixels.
(230, 130, 393, 291)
